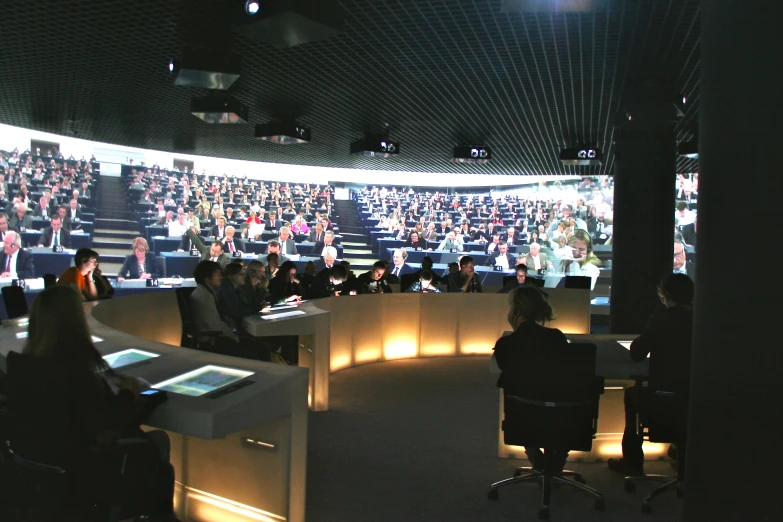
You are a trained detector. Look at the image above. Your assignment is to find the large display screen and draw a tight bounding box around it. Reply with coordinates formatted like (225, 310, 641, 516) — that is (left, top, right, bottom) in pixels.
(152, 365, 254, 397)
(103, 348, 159, 369)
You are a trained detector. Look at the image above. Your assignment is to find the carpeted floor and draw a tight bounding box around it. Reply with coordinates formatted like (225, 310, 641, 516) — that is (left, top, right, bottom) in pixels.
(306, 357, 683, 522)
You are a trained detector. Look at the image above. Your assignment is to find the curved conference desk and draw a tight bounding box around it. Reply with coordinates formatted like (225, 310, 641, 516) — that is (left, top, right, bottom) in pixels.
(1, 288, 655, 521)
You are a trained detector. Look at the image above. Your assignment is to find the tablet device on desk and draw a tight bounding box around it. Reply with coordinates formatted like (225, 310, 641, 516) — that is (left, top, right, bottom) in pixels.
(261, 310, 306, 320)
(103, 348, 160, 369)
(152, 365, 254, 397)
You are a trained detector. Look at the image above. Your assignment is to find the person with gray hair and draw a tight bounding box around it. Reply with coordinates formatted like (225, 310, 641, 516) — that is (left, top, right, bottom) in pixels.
(9, 203, 33, 231)
(1, 230, 35, 278)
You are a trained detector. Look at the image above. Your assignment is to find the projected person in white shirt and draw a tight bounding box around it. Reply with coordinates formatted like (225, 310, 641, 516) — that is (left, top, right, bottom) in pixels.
(485, 241, 515, 270)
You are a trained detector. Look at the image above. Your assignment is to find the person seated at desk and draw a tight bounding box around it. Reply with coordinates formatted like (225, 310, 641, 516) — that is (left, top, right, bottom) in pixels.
(560, 230, 600, 290)
(499, 264, 533, 293)
(388, 248, 415, 282)
(486, 241, 515, 270)
(222, 225, 244, 255)
(353, 261, 392, 294)
(1, 231, 35, 279)
(0, 212, 15, 242)
(154, 210, 174, 226)
(405, 269, 441, 293)
(404, 230, 425, 250)
(438, 231, 464, 252)
(309, 222, 325, 244)
(266, 211, 281, 232)
(167, 212, 188, 238)
(211, 216, 228, 239)
(0, 286, 175, 519)
(242, 260, 268, 308)
(92, 259, 115, 300)
(313, 230, 336, 257)
(608, 273, 694, 476)
(38, 214, 72, 248)
(412, 256, 442, 284)
(9, 202, 33, 232)
(422, 222, 438, 242)
(485, 234, 501, 254)
(267, 261, 304, 304)
(191, 261, 268, 361)
(218, 262, 268, 324)
(311, 264, 350, 298)
(118, 237, 158, 282)
(65, 198, 82, 223)
(525, 242, 553, 273)
(277, 226, 299, 257)
(258, 240, 290, 266)
(184, 226, 231, 268)
(447, 255, 482, 293)
(314, 245, 339, 272)
(291, 215, 309, 235)
(57, 248, 100, 301)
(493, 286, 571, 471)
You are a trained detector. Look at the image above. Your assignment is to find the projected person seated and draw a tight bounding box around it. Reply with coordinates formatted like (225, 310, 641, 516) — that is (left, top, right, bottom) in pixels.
(438, 231, 464, 252)
(485, 241, 515, 269)
(353, 261, 392, 294)
(499, 264, 533, 293)
(38, 214, 72, 248)
(57, 248, 100, 301)
(310, 264, 349, 298)
(117, 237, 158, 282)
(404, 270, 441, 293)
(447, 256, 482, 293)
(0, 231, 35, 279)
(190, 261, 269, 361)
(186, 227, 231, 269)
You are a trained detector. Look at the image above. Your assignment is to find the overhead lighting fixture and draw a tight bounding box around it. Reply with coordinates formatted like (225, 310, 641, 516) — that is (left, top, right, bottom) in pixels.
(678, 141, 698, 159)
(245, 1, 261, 15)
(171, 48, 241, 90)
(255, 122, 311, 144)
(501, 0, 610, 12)
(453, 145, 491, 164)
(191, 95, 248, 124)
(234, 0, 344, 48)
(350, 137, 400, 158)
(560, 146, 603, 166)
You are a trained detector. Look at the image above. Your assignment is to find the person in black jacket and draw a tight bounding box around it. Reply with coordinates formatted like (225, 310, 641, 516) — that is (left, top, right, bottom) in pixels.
(117, 237, 158, 282)
(267, 261, 304, 304)
(0, 286, 175, 519)
(353, 261, 392, 294)
(493, 286, 570, 471)
(608, 273, 694, 475)
(310, 264, 348, 298)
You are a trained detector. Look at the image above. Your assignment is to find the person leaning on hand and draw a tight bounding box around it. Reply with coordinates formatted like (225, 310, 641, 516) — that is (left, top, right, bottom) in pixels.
(57, 248, 100, 301)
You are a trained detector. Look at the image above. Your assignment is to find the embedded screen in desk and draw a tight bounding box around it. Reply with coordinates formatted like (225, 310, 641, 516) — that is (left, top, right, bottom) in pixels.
(152, 365, 254, 397)
(103, 348, 159, 369)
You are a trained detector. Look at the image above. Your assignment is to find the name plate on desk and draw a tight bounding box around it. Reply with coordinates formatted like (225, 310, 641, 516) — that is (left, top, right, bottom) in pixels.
(190, 249, 200, 257)
(493, 265, 503, 272)
(19, 226, 26, 232)
(537, 269, 546, 275)
(248, 237, 256, 243)
(11, 279, 26, 288)
(232, 252, 242, 258)
(53, 245, 64, 253)
(146, 278, 160, 288)
(451, 248, 459, 253)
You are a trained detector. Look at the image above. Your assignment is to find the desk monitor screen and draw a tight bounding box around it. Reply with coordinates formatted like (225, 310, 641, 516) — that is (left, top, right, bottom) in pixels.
(152, 365, 254, 397)
(103, 349, 160, 369)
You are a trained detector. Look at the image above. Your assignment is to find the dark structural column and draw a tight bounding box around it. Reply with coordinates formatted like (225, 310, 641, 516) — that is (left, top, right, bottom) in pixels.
(684, 2, 782, 521)
(610, 80, 679, 334)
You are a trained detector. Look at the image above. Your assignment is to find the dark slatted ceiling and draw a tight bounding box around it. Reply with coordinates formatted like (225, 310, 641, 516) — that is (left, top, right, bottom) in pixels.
(0, 0, 700, 176)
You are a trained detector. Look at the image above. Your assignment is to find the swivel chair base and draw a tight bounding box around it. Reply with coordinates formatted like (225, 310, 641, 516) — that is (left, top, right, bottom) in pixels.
(488, 468, 604, 520)
(624, 474, 684, 513)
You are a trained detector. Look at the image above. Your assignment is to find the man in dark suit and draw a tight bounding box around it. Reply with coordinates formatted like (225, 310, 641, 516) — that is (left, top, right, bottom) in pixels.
(222, 225, 245, 255)
(0, 231, 35, 278)
(486, 241, 515, 269)
(38, 215, 72, 248)
(310, 264, 348, 298)
(499, 264, 532, 293)
(352, 261, 393, 294)
(266, 211, 280, 232)
(312, 230, 336, 257)
(211, 217, 227, 239)
(0, 212, 15, 243)
(65, 199, 82, 223)
(608, 273, 694, 476)
(277, 227, 299, 257)
(309, 222, 325, 244)
(257, 240, 290, 266)
(388, 249, 415, 281)
(185, 227, 231, 269)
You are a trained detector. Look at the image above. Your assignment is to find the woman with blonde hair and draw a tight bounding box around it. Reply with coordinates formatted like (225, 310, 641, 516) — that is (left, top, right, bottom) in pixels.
(562, 229, 601, 289)
(118, 237, 158, 282)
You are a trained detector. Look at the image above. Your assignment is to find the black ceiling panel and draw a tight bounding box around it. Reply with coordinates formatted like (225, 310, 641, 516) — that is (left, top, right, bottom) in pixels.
(0, 0, 701, 175)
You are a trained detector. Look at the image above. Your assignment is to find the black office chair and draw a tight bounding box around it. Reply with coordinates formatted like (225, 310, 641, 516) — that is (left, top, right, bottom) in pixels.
(623, 376, 687, 513)
(42, 274, 57, 288)
(175, 287, 221, 350)
(564, 276, 592, 289)
(488, 342, 605, 520)
(1, 286, 28, 319)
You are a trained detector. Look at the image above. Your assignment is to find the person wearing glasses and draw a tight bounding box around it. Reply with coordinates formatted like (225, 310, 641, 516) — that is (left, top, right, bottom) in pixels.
(117, 237, 158, 282)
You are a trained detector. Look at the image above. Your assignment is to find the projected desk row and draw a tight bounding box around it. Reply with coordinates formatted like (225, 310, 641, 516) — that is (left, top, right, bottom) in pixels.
(0, 308, 309, 522)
